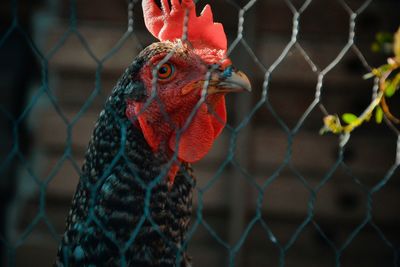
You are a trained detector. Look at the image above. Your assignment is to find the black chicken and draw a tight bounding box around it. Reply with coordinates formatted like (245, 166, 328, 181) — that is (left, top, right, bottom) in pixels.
(55, 0, 251, 266)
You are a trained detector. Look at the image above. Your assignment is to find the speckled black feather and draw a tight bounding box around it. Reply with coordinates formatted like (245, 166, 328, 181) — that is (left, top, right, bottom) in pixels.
(55, 45, 195, 267)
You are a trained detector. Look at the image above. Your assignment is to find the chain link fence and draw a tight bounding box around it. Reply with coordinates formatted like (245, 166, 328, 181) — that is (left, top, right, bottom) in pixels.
(0, 0, 399, 266)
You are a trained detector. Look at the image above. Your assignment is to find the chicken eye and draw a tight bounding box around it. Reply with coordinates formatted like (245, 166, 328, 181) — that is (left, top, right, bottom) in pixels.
(157, 63, 175, 80)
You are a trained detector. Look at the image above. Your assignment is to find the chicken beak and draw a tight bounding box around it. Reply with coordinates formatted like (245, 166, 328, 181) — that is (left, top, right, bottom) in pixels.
(208, 68, 252, 94)
(181, 68, 251, 95)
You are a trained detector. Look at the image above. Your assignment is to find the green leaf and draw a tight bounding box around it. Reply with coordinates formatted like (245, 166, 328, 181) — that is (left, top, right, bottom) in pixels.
(375, 106, 384, 124)
(376, 32, 393, 44)
(385, 74, 400, 98)
(385, 80, 397, 97)
(342, 113, 358, 124)
(394, 27, 400, 60)
(373, 32, 395, 54)
(378, 64, 392, 73)
(372, 64, 392, 78)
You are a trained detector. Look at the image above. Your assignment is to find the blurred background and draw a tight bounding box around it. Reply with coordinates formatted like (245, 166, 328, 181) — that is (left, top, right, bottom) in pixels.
(0, 0, 399, 266)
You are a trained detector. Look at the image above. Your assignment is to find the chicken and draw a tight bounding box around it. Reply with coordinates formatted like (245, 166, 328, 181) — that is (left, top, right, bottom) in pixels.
(55, 0, 251, 266)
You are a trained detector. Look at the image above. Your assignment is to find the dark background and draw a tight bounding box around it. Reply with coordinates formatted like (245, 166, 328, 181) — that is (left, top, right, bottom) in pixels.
(0, 0, 399, 266)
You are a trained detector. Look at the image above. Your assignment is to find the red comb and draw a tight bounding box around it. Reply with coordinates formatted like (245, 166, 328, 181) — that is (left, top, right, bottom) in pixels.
(142, 0, 227, 51)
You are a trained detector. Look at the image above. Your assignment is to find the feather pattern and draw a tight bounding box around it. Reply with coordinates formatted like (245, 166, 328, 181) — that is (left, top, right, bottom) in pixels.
(54, 57, 195, 267)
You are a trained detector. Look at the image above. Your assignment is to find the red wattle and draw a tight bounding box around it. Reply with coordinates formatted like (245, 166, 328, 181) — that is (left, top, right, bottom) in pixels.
(169, 104, 215, 163)
(128, 98, 227, 165)
(210, 97, 226, 138)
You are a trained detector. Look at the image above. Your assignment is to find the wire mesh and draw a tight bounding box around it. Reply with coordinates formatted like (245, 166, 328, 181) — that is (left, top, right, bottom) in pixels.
(0, 0, 399, 266)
